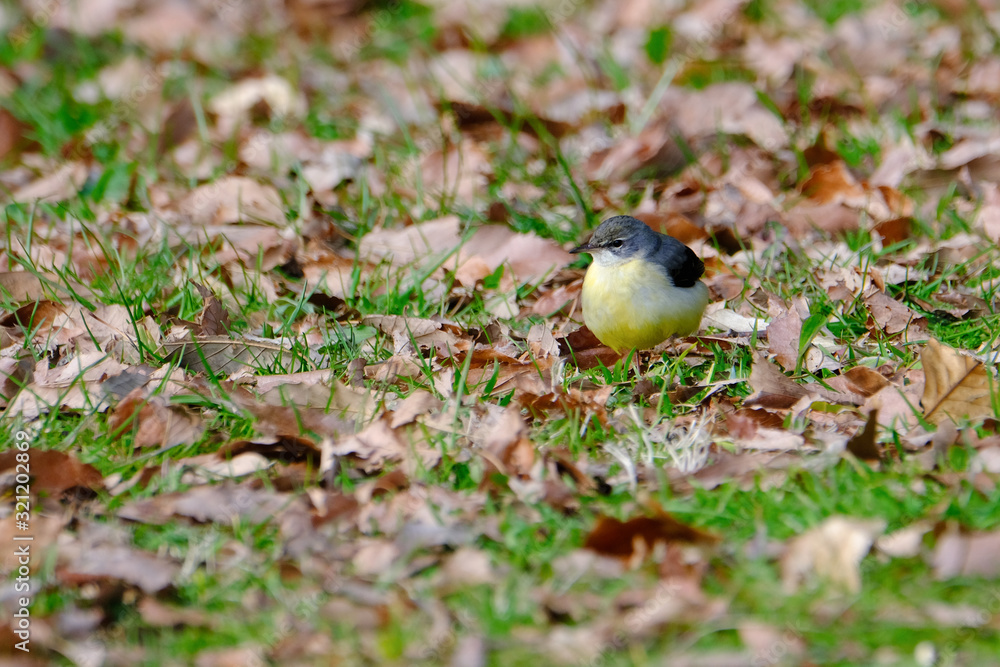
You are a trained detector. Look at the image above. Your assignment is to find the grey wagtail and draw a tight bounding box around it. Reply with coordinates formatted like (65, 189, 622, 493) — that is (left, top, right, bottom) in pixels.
(570, 215, 710, 353)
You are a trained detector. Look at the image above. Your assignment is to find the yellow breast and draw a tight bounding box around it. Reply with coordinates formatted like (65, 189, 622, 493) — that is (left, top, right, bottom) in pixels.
(581, 258, 709, 352)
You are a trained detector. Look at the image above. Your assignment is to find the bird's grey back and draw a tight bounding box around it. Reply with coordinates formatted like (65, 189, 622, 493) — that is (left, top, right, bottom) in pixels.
(643, 228, 705, 288)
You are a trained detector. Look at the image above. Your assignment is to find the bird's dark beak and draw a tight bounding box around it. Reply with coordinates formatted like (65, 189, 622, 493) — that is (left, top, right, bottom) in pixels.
(570, 242, 594, 254)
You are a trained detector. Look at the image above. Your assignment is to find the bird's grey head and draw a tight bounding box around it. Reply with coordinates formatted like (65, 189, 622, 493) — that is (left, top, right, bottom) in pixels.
(570, 216, 654, 265)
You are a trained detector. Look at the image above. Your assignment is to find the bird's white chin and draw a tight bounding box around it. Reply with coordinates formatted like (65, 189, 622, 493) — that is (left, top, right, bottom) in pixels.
(589, 249, 628, 268)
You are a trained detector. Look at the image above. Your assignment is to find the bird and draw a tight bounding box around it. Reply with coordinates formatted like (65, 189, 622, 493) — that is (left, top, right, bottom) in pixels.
(570, 215, 710, 353)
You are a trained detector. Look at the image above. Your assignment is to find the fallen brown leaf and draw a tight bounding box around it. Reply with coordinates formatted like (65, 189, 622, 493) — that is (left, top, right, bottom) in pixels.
(0, 449, 103, 497)
(254, 377, 375, 418)
(456, 224, 575, 284)
(799, 160, 866, 205)
(362, 314, 464, 355)
(177, 176, 285, 225)
(193, 646, 266, 667)
(59, 545, 179, 594)
(558, 327, 622, 370)
(921, 338, 996, 425)
(418, 143, 491, 204)
(864, 384, 922, 432)
(369, 469, 410, 499)
(208, 75, 306, 121)
(216, 435, 321, 465)
(732, 426, 807, 452)
(227, 386, 355, 438)
(358, 216, 462, 268)
(162, 334, 292, 375)
(0, 353, 32, 405)
(742, 356, 807, 409)
(0, 272, 58, 303)
(170, 224, 292, 270)
(744, 355, 859, 410)
(118, 483, 292, 525)
(841, 365, 891, 397)
(157, 99, 198, 155)
(782, 201, 860, 237)
(584, 511, 718, 569)
(0, 300, 65, 331)
(528, 280, 582, 317)
(13, 162, 87, 202)
(327, 416, 407, 473)
(108, 390, 203, 450)
(389, 390, 442, 428)
(180, 452, 273, 482)
(189, 283, 232, 337)
(0, 108, 31, 160)
(766, 307, 803, 371)
(501, 435, 536, 480)
(518, 385, 612, 425)
(871, 216, 912, 244)
(865, 290, 928, 338)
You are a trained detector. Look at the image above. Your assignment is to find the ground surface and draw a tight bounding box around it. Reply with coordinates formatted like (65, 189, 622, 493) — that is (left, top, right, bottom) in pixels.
(2, 0, 1000, 665)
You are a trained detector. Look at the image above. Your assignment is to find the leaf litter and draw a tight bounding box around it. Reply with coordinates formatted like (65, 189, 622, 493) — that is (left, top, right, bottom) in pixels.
(3, 0, 1000, 663)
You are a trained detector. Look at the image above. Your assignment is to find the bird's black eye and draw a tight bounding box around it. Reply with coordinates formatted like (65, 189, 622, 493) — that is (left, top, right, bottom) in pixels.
(610, 239, 624, 248)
